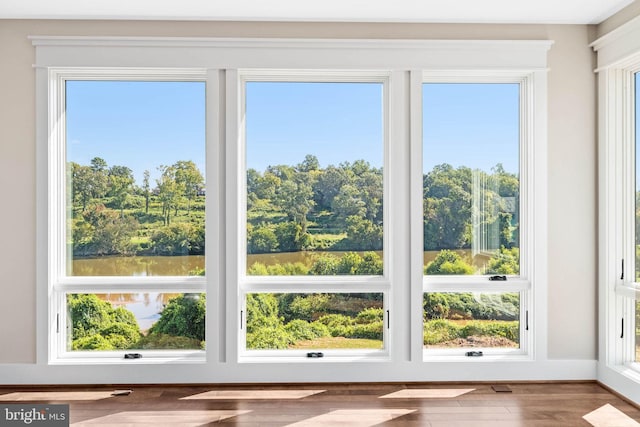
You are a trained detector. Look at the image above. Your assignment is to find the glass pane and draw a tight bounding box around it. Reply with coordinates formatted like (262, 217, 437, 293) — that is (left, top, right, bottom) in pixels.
(245, 82, 384, 276)
(423, 83, 520, 275)
(67, 293, 205, 351)
(636, 71, 640, 281)
(66, 81, 206, 276)
(245, 293, 384, 350)
(423, 292, 520, 349)
(636, 72, 640, 363)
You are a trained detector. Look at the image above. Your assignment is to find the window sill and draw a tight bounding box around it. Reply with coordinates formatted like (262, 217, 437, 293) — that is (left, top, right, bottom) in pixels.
(50, 350, 206, 365)
(239, 352, 390, 364)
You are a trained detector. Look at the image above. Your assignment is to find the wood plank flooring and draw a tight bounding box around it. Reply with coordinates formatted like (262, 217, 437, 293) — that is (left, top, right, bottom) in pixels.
(0, 382, 639, 426)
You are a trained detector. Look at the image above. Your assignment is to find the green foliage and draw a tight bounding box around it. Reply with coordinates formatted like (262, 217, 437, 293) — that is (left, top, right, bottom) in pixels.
(136, 333, 203, 350)
(150, 223, 204, 255)
(423, 319, 519, 346)
(485, 247, 520, 274)
(352, 321, 383, 340)
(356, 307, 384, 323)
(68, 294, 141, 350)
(307, 252, 383, 276)
(247, 224, 279, 254)
(245, 293, 383, 349)
(423, 292, 520, 321)
(245, 293, 292, 349)
(424, 250, 474, 275)
(72, 204, 139, 257)
(149, 294, 206, 341)
(308, 254, 340, 275)
(284, 319, 325, 341)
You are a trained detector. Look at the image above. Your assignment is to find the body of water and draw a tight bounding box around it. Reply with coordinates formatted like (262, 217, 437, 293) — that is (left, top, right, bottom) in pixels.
(73, 249, 491, 329)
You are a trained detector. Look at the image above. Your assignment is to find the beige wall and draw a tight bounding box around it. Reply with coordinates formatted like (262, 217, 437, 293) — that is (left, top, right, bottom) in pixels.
(0, 20, 597, 365)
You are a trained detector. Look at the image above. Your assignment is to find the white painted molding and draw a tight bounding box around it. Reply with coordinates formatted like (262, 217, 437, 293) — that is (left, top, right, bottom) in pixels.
(30, 36, 553, 71)
(592, 14, 640, 70)
(0, 359, 596, 385)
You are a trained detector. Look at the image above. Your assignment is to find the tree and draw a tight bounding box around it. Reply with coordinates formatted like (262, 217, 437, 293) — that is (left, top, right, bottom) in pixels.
(247, 224, 279, 254)
(108, 165, 134, 217)
(142, 170, 151, 214)
(70, 162, 94, 211)
(275, 176, 315, 233)
(156, 165, 183, 225)
(149, 294, 206, 341)
(89, 157, 109, 198)
(174, 160, 204, 215)
(332, 184, 367, 223)
(343, 215, 383, 250)
(423, 164, 473, 250)
(297, 154, 320, 172)
(73, 204, 138, 256)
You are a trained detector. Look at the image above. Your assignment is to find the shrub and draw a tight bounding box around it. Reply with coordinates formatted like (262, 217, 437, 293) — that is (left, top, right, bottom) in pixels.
(246, 326, 292, 349)
(248, 225, 279, 254)
(352, 321, 383, 340)
(67, 294, 141, 350)
(284, 319, 322, 341)
(149, 294, 206, 341)
(425, 250, 474, 275)
(136, 333, 203, 349)
(485, 247, 519, 275)
(150, 223, 203, 256)
(356, 307, 384, 323)
(309, 254, 339, 275)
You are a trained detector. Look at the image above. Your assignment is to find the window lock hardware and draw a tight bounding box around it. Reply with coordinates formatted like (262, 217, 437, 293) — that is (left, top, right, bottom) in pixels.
(621, 259, 625, 280)
(124, 353, 142, 359)
(465, 351, 483, 357)
(489, 275, 507, 281)
(306, 352, 324, 358)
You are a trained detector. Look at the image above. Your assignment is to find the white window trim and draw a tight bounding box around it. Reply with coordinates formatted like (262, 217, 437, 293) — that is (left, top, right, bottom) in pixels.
(412, 70, 546, 360)
(43, 68, 215, 363)
(231, 70, 394, 360)
(593, 14, 640, 405)
(25, 36, 561, 385)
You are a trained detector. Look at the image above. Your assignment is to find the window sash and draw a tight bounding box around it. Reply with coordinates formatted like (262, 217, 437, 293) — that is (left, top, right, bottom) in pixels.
(47, 68, 214, 361)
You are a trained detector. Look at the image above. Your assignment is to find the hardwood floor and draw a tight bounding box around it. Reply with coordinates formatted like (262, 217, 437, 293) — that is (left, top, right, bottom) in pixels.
(1, 382, 639, 426)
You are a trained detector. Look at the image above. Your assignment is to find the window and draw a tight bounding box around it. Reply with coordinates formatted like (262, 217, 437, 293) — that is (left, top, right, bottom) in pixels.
(50, 75, 208, 360)
(593, 17, 640, 404)
(34, 37, 549, 381)
(419, 78, 531, 356)
(237, 73, 390, 357)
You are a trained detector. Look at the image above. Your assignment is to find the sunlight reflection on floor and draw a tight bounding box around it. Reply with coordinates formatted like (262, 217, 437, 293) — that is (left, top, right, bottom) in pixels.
(180, 389, 326, 400)
(583, 404, 640, 427)
(379, 388, 476, 399)
(0, 392, 115, 401)
(284, 409, 415, 427)
(71, 410, 251, 426)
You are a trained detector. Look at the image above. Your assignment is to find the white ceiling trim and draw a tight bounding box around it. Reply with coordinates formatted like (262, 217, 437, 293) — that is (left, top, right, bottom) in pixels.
(2, 0, 636, 25)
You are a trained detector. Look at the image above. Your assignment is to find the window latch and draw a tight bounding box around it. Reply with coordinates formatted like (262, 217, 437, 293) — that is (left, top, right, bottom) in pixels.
(489, 275, 507, 281)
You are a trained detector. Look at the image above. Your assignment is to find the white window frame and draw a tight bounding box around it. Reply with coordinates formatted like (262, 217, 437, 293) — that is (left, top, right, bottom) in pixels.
(593, 15, 640, 404)
(413, 72, 540, 359)
(29, 36, 555, 384)
(231, 70, 393, 360)
(44, 68, 216, 364)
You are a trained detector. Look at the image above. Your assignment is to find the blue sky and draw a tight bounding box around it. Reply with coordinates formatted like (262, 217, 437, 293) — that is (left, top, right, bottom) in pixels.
(66, 81, 206, 185)
(423, 83, 519, 175)
(245, 82, 383, 171)
(66, 80, 520, 187)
